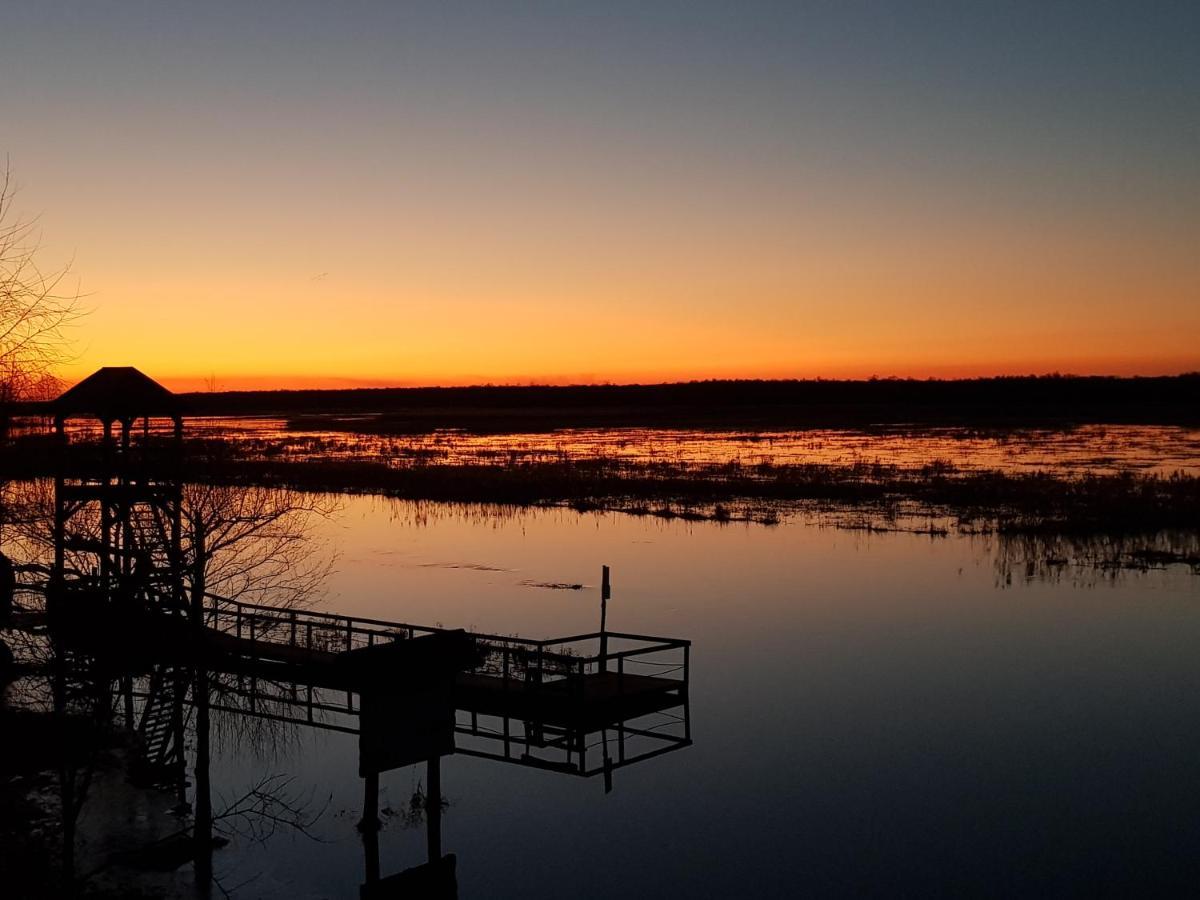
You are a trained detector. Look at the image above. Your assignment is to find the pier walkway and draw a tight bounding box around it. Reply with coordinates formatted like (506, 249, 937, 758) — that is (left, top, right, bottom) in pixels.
(6, 574, 691, 779)
(200, 593, 689, 727)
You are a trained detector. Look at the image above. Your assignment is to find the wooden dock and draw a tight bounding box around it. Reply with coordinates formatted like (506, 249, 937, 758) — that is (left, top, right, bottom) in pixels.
(29, 588, 690, 736)
(9, 580, 692, 782)
(196, 594, 691, 723)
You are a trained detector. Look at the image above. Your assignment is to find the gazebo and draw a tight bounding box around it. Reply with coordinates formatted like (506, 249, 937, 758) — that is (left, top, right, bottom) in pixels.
(49, 367, 185, 614)
(51, 366, 183, 441)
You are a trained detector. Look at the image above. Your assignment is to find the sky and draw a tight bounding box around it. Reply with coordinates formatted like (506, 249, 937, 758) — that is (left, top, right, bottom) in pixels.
(2, 1, 1198, 390)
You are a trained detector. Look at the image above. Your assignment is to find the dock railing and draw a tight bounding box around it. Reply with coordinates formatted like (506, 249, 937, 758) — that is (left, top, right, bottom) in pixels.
(200, 594, 690, 700)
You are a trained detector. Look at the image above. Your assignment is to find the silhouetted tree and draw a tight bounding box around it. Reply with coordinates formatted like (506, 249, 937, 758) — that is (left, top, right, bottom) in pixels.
(0, 164, 80, 403)
(179, 483, 337, 611)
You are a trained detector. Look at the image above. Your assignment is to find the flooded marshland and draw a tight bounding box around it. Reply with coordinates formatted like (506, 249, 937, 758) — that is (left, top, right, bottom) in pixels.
(3, 418, 1200, 898)
(12, 418, 1198, 539)
(25, 416, 1200, 476)
(190, 419, 1200, 477)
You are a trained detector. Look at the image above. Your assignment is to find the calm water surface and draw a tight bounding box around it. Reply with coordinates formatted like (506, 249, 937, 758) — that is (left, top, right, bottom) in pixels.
(201, 497, 1200, 898)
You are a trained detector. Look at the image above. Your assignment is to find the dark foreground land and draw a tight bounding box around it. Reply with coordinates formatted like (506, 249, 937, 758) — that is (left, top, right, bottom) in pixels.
(171, 374, 1200, 432)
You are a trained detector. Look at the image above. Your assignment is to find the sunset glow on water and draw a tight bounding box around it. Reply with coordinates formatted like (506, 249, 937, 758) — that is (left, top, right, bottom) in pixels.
(184, 419, 1200, 477)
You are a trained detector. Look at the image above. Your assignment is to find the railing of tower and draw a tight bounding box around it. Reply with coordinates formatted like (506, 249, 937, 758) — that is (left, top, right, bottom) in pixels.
(200, 592, 690, 697)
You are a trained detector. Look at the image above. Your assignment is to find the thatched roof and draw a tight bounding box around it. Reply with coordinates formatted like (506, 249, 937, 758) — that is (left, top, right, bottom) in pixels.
(52, 367, 180, 420)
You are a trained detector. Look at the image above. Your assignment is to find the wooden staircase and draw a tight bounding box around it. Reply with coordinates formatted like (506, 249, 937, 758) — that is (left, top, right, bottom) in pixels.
(131, 665, 189, 792)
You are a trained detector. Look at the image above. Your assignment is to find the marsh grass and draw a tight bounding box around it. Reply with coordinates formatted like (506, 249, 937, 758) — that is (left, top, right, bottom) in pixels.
(5, 428, 1198, 540)
(165, 452, 1200, 537)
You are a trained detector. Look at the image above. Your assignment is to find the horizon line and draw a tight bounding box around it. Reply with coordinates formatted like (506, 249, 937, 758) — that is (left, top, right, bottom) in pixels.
(150, 369, 1200, 395)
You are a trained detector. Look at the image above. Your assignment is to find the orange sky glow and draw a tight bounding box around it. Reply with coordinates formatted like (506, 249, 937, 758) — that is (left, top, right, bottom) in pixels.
(5, 5, 1197, 392)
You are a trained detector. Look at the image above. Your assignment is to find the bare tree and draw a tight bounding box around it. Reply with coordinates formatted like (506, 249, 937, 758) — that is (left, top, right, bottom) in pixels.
(0, 481, 338, 706)
(181, 483, 338, 611)
(0, 163, 81, 403)
(1, 480, 337, 611)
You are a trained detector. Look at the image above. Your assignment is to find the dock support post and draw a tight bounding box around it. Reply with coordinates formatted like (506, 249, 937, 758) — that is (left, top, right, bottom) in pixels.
(194, 666, 213, 896)
(426, 755, 442, 862)
(362, 815, 380, 885)
(602, 728, 613, 794)
(359, 772, 380, 833)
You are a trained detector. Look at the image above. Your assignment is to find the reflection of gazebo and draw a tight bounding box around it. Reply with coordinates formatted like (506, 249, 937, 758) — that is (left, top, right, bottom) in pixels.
(50, 367, 185, 614)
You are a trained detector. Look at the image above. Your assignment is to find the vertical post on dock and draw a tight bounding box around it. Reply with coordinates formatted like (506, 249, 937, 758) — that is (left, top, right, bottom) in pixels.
(602, 728, 613, 795)
(119, 419, 132, 596)
(100, 419, 113, 593)
(52, 415, 65, 583)
(362, 812, 380, 886)
(600, 565, 610, 673)
(194, 665, 213, 895)
(360, 771, 380, 833)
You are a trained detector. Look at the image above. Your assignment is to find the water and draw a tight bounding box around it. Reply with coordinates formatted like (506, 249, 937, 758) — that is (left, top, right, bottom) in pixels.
(202, 498, 1200, 898)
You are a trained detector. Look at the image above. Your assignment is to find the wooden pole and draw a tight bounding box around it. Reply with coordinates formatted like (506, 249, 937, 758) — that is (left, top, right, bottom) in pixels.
(600, 565, 610, 672)
(194, 666, 213, 896)
(602, 727, 613, 795)
(53, 417, 65, 585)
(426, 755, 442, 862)
(55, 652, 76, 890)
(100, 419, 113, 593)
(362, 810, 380, 885)
(119, 420, 132, 589)
(359, 771, 380, 833)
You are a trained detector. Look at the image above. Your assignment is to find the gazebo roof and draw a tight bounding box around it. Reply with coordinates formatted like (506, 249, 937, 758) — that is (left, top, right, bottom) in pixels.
(52, 367, 180, 421)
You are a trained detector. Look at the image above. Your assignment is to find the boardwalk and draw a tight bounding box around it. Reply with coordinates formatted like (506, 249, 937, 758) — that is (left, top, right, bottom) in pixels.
(8, 565, 692, 782)
(198, 594, 690, 728)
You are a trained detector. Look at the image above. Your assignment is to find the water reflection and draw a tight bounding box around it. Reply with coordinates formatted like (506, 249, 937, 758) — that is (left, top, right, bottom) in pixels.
(0, 406, 695, 898)
(992, 530, 1200, 587)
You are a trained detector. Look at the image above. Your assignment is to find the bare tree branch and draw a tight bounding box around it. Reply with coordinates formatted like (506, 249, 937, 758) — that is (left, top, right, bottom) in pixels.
(212, 774, 331, 845)
(0, 161, 83, 402)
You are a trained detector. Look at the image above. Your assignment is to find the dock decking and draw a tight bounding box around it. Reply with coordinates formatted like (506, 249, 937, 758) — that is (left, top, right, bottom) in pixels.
(197, 594, 690, 728)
